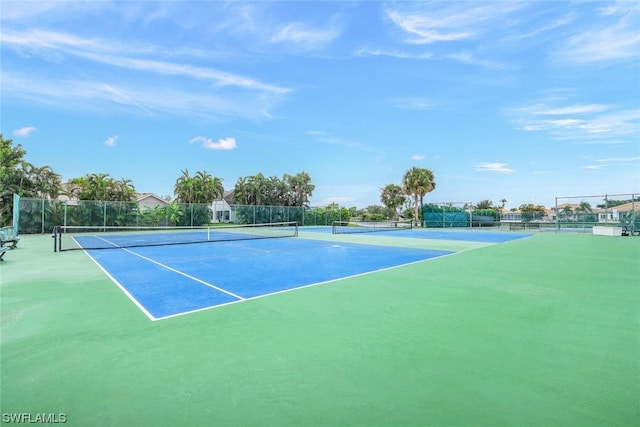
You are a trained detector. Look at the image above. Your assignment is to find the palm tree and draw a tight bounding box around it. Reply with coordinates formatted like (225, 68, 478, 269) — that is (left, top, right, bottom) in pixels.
(380, 184, 405, 219)
(560, 205, 574, 221)
(175, 169, 224, 204)
(114, 178, 136, 201)
(32, 165, 62, 199)
(285, 172, 315, 207)
(194, 170, 224, 203)
(575, 201, 594, 222)
(174, 169, 197, 203)
(402, 167, 436, 226)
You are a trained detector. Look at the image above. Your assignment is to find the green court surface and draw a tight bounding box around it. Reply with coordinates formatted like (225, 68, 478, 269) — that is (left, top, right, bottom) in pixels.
(1, 230, 639, 426)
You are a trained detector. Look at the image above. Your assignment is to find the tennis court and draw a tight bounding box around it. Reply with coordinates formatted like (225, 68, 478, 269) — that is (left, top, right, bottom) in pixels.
(85, 236, 453, 320)
(1, 227, 639, 426)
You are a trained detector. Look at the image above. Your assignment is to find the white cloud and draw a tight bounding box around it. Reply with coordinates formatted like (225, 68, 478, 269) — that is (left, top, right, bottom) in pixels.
(1, 71, 280, 120)
(388, 97, 435, 110)
(560, 2, 640, 63)
(1, 28, 291, 120)
(595, 156, 640, 162)
(411, 154, 425, 160)
(475, 162, 515, 173)
(354, 48, 433, 60)
(386, 9, 472, 44)
(445, 51, 505, 69)
(535, 104, 610, 115)
(510, 98, 640, 142)
(270, 22, 340, 50)
(12, 126, 37, 137)
(105, 136, 118, 147)
(385, 2, 525, 45)
(190, 136, 237, 151)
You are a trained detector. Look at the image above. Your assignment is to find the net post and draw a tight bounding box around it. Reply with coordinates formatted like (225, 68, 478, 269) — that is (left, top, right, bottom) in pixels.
(52, 226, 59, 252)
(12, 194, 20, 237)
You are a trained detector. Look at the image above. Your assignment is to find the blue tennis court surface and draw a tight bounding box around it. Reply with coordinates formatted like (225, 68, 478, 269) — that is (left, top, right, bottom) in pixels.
(86, 238, 453, 320)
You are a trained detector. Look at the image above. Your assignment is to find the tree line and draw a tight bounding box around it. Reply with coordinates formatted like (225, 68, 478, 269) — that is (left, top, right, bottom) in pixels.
(1, 134, 315, 227)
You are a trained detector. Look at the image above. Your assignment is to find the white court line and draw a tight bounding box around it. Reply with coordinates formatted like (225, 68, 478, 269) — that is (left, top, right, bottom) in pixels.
(81, 236, 245, 321)
(155, 251, 459, 321)
(118, 246, 245, 301)
(82, 250, 158, 321)
(89, 235, 243, 300)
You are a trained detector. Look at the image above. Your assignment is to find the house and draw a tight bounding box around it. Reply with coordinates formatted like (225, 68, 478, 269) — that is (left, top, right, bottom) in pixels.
(211, 191, 236, 223)
(500, 210, 522, 222)
(548, 203, 581, 221)
(593, 201, 639, 224)
(549, 201, 639, 223)
(136, 193, 169, 210)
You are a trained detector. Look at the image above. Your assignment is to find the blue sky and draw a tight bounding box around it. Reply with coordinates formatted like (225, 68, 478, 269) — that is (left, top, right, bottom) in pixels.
(2, 0, 639, 209)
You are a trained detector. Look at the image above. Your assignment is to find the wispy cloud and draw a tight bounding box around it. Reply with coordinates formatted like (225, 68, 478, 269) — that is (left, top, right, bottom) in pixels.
(509, 97, 640, 142)
(385, 2, 526, 45)
(104, 136, 118, 147)
(12, 126, 37, 137)
(354, 48, 433, 60)
(514, 13, 576, 40)
(386, 9, 472, 44)
(1, 71, 280, 120)
(270, 22, 340, 50)
(1, 28, 290, 119)
(475, 162, 515, 173)
(308, 131, 372, 152)
(559, 2, 640, 63)
(2, 29, 290, 94)
(595, 156, 640, 162)
(411, 154, 425, 160)
(189, 136, 238, 151)
(388, 97, 435, 110)
(531, 104, 610, 115)
(444, 51, 505, 69)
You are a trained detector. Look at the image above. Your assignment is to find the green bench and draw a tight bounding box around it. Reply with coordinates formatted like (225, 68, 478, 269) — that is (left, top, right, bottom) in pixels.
(0, 226, 19, 249)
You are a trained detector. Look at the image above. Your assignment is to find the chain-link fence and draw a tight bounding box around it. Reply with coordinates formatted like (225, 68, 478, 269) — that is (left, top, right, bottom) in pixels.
(17, 197, 355, 234)
(422, 202, 500, 228)
(553, 193, 639, 233)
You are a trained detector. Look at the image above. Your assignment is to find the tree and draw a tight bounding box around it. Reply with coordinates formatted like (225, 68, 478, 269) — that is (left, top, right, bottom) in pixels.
(234, 172, 314, 207)
(475, 199, 494, 210)
(65, 173, 136, 201)
(575, 201, 595, 222)
(165, 201, 184, 226)
(174, 169, 196, 203)
(174, 169, 223, 204)
(31, 165, 62, 199)
(560, 205, 574, 221)
(1, 134, 63, 226)
(195, 170, 224, 203)
(0, 135, 26, 226)
(402, 167, 436, 226)
(380, 184, 406, 219)
(284, 172, 315, 207)
(519, 203, 546, 222)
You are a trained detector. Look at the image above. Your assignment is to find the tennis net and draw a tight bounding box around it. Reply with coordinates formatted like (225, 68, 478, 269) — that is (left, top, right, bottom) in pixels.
(53, 222, 298, 252)
(332, 220, 413, 234)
